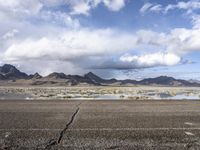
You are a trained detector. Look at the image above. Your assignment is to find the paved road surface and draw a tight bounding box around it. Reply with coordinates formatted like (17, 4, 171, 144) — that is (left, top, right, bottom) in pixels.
(0, 100, 200, 149)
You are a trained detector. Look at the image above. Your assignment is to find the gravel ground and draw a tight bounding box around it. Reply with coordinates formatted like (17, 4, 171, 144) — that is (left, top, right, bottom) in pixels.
(0, 100, 200, 149)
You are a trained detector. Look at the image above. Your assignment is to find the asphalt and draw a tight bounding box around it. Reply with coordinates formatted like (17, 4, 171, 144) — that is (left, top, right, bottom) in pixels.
(0, 100, 200, 149)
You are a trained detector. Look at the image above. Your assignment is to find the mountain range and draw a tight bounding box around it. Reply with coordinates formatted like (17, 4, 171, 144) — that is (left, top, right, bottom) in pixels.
(0, 64, 199, 87)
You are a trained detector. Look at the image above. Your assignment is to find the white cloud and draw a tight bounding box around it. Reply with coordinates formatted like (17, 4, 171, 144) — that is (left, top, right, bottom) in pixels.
(0, 0, 43, 17)
(3, 28, 137, 61)
(0, 0, 126, 31)
(3, 26, 200, 70)
(0, 0, 79, 30)
(131, 26, 200, 56)
(120, 52, 181, 68)
(2, 29, 19, 40)
(103, 0, 125, 11)
(70, 1, 91, 15)
(140, 3, 163, 14)
(191, 14, 200, 28)
(0, 0, 127, 73)
(93, 52, 182, 70)
(167, 28, 200, 55)
(42, 0, 126, 14)
(40, 11, 80, 28)
(149, 4, 162, 13)
(70, 0, 126, 15)
(0, 0, 80, 42)
(140, 3, 153, 14)
(140, 0, 200, 14)
(138, 1, 200, 58)
(136, 30, 167, 46)
(17, 60, 81, 76)
(165, 0, 200, 13)
(0, 0, 199, 73)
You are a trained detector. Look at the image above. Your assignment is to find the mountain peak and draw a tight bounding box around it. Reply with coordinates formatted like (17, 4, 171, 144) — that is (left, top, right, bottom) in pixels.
(32, 72, 42, 79)
(0, 64, 28, 79)
(84, 72, 105, 84)
(157, 76, 174, 79)
(29, 73, 42, 79)
(0, 64, 18, 74)
(85, 72, 98, 77)
(0, 64, 199, 87)
(46, 72, 67, 79)
(85, 72, 101, 79)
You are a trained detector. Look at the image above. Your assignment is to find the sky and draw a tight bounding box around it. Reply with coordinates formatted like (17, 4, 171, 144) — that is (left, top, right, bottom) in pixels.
(0, 0, 200, 80)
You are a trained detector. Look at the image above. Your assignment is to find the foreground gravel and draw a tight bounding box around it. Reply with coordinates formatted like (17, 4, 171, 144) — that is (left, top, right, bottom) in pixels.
(0, 100, 200, 149)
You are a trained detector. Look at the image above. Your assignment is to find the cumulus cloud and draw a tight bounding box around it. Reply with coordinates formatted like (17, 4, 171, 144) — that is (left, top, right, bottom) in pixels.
(191, 14, 200, 28)
(0, 0, 126, 29)
(94, 52, 181, 70)
(138, 1, 200, 57)
(167, 28, 200, 54)
(0, 0, 127, 75)
(70, 1, 91, 16)
(103, 0, 125, 11)
(0, 0, 43, 17)
(134, 28, 200, 56)
(68, 0, 126, 15)
(0, 0, 80, 31)
(0, 0, 199, 74)
(2, 25, 200, 70)
(120, 52, 181, 67)
(40, 11, 80, 28)
(3, 29, 137, 61)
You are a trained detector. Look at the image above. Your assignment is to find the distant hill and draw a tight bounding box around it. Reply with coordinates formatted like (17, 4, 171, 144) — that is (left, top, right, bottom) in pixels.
(0, 64, 199, 87)
(29, 73, 42, 79)
(138, 76, 199, 86)
(189, 79, 200, 84)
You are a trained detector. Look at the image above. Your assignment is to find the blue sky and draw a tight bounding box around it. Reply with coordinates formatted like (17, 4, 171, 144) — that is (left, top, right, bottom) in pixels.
(0, 0, 200, 80)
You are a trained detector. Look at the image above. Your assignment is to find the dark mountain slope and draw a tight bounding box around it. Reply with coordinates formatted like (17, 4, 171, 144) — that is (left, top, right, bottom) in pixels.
(0, 64, 28, 80)
(139, 76, 196, 86)
(0, 64, 199, 87)
(29, 73, 42, 79)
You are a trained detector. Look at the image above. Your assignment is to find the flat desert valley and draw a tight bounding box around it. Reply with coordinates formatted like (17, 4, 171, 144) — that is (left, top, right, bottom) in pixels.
(0, 86, 200, 100)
